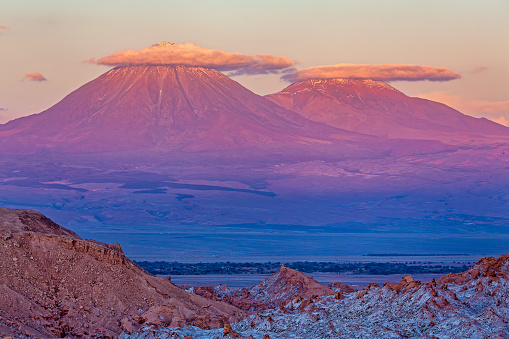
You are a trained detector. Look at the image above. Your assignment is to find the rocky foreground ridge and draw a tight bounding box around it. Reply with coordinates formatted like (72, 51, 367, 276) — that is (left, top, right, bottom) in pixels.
(189, 265, 336, 312)
(1, 208, 509, 338)
(0, 208, 243, 338)
(126, 257, 509, 338)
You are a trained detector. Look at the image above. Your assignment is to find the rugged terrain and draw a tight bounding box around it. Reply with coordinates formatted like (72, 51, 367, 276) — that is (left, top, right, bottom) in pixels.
(1, 209, 508, 338)
(189, 265, 335, 312)
(0, 208, 243, 338)
(125, 254, 509, 338)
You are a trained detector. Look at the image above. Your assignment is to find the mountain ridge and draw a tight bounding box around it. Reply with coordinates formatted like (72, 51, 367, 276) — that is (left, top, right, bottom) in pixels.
(265, 78, 509, 143)
(0, 65, 361, 154)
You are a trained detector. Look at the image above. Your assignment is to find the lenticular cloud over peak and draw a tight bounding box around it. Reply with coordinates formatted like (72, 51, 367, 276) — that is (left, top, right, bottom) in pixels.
(283, 63, 461, 82)
(87, 42, 295, 75)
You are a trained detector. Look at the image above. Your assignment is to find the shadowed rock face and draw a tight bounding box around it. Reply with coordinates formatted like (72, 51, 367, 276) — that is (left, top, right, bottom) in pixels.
(0, 208, 243, 338)
(265, 78, 509, 144)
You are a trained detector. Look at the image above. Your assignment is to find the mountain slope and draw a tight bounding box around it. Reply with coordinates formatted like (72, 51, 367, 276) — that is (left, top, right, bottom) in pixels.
(0, 66, 359, 154)
(0, 208, 242, 338)
(265, 78, 509, 144)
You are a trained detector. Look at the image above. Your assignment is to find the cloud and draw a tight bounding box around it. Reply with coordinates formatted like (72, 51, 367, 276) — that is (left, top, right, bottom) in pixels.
(24, 73, 47, 82)
(0, 25, 7, 30)
(0, 108, 7, 111)
(87, 42, 295, 75)
(470, 66, 488, 73)
(418, 91, 509, 127)
(282, 63, 461, 82)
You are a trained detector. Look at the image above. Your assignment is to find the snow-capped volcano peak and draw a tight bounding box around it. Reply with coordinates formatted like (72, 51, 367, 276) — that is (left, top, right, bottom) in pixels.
(0, 64, 347, 154)
(291, 78, 404, 96)
(266, 76, 508, 142)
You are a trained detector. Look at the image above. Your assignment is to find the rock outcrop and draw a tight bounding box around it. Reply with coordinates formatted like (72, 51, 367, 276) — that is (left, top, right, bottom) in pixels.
(191, 285, 268, 313)
(248, 264, 334, 308)
(0, 208, 243, 338)
(191, 264, 335, 313)
(128, 254, 509, 338)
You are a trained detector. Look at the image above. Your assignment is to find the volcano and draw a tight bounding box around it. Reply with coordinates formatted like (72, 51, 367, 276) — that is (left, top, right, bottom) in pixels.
(0, 66, 356, 154)
(265, 78, 509, 143)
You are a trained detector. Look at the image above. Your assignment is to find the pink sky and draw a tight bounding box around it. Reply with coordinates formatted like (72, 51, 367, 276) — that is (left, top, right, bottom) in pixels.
(1, 1, 508, 125)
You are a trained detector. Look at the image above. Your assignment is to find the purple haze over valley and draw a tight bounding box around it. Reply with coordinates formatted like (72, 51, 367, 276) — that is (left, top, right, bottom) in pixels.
(0, 62, 508, 262)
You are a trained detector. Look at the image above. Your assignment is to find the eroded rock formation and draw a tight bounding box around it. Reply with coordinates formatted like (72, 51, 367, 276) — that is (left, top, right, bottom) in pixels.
(0, 208, 243, 338)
